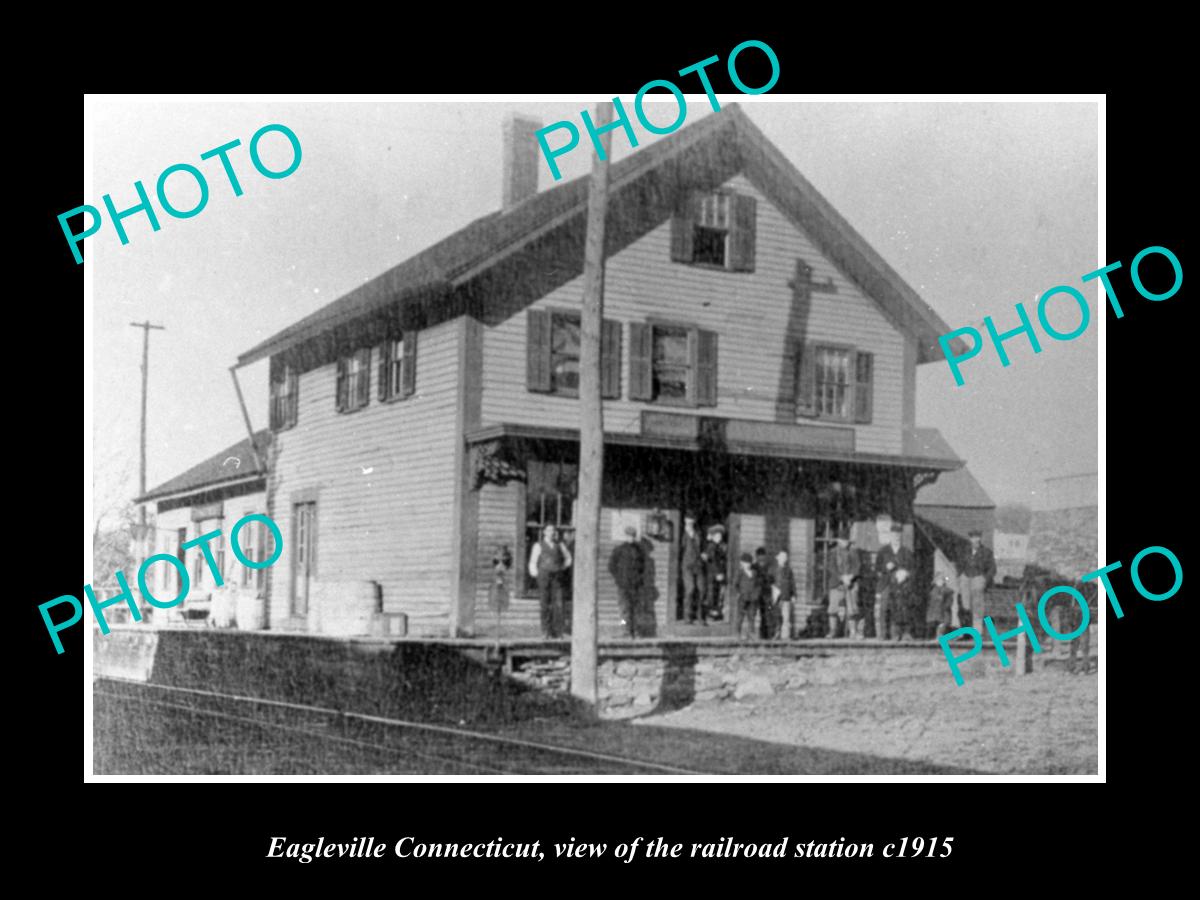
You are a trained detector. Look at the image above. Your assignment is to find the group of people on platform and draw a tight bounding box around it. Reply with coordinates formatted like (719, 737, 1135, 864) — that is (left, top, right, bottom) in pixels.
(524, 515, 997, 643)
(819, 524, 997, 641)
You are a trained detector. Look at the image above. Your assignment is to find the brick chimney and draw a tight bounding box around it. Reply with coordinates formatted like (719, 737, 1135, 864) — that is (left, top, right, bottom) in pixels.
(502, 114, 542, 209)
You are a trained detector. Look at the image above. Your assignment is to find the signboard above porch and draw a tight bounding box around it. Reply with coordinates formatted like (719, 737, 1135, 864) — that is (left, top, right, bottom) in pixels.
(640, 411, 855, 454)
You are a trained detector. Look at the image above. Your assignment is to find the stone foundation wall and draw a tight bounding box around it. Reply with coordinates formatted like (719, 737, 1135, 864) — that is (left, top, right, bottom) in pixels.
(511, 638, 1097, 719)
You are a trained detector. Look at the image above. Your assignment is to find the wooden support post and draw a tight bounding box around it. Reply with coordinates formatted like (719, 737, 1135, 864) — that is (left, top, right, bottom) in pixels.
(571, 102, 612, 711)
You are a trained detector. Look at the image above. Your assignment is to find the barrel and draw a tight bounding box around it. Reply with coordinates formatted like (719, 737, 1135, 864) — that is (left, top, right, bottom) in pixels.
(235, 590, 267, 631)
(312, 581, 380, 636)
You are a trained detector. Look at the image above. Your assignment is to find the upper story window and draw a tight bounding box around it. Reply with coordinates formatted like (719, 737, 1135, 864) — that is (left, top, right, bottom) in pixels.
(629, 322, 718, 407)
(269, 359, 298, 431)
(377, 332, 417, 402)
(795, 343, 874, 424)
(670, 189, 757, 272)
(336, 347, 372, 413)
(526, 309, 621, 398)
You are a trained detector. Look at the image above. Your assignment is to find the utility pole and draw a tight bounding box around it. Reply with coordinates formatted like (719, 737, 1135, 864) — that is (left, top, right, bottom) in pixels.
(129, 321, 165, 548)
(571, 102, 612, 709)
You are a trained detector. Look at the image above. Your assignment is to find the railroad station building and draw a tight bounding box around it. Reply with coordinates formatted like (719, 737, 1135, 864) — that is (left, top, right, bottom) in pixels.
(222, 105, 974, 639)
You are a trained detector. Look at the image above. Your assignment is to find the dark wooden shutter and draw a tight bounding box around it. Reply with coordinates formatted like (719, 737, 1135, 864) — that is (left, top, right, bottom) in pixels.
(669, 192, 698, 263)
(401, 330, 417, 397)
(601, 318, 622, 399)
(729, 194, 757, 272)
(795, 342, 816, 418)
(357, 348, 371, 408)
(335, 358, 348, 412)
(629, 322, 653, 400)
(695, 329, 718, 407)
(287, 367, 298, 426)
(377, 342, 390, 401)
(526, 310, 552, 392)
(854, 350, 874, 423)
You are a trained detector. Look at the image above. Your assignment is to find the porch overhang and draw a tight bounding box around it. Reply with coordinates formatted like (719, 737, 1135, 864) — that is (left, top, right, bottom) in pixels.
(465, 416, 963, 473)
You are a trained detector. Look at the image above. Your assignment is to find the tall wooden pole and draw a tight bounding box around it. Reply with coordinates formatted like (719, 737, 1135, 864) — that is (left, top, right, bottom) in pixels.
(571, 102, 612, 708)
(129, 321, 165, 541)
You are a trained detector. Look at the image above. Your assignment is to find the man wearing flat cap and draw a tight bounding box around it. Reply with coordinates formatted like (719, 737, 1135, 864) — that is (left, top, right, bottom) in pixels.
(874, 523, 915, 641)
(956, 529, 996, 632)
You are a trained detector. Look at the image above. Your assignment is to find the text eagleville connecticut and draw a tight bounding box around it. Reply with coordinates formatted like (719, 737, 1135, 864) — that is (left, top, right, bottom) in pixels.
(43, 513, 282, 653)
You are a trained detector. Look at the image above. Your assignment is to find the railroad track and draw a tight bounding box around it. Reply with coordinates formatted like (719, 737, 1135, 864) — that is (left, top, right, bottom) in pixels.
(93, 677, 705, 776)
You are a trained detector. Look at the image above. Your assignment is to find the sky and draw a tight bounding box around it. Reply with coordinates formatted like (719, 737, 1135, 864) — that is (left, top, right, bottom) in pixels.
(89, 98, 1099, 525)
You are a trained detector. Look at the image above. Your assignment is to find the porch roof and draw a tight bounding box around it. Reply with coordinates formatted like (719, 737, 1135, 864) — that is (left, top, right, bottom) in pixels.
(465, 422, 963, 472)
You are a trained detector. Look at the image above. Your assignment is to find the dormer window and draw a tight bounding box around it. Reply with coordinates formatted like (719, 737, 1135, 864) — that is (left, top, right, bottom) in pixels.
(670, 189, 757, 272)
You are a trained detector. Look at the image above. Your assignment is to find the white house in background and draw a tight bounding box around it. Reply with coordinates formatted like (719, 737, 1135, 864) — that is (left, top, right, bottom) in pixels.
(134, 430, 273, 620)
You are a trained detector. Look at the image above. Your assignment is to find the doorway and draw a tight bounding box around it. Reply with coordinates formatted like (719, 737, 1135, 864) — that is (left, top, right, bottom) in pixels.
(291, 501, 317, 619)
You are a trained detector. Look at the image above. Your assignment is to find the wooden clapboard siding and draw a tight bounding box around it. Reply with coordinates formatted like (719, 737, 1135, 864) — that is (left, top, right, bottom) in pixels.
(267, 319, 461, 632)
(481, 174, 907, 455)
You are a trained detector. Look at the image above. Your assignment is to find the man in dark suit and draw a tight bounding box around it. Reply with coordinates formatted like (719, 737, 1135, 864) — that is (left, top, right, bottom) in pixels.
(956, 529, 996, 632)
(609, 526, 647, 638)
(875, 524, 915, 641)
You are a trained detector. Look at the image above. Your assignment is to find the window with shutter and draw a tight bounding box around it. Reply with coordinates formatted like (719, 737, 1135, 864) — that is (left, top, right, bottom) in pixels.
(269, 359, 298, 430)
(378, 334, 414, 401)
(335, 348, 371, 413)
(796, 343, 869, 424)
(670, 190, 757, 273)
(527, 310, 619, 398)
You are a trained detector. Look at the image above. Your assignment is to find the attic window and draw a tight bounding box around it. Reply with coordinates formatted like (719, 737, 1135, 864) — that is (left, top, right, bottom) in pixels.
(670, 190, 757, 272)
(693, 193, 730, 266)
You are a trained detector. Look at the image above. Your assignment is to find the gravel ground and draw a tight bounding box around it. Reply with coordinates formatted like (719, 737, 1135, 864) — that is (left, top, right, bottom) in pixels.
(634, 669, 1099, 775)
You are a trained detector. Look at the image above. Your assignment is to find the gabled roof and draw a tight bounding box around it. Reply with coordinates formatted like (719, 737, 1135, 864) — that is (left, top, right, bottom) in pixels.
(238, 104, 962, 368)
(911, 428, 994, 508)
(135, 431, 270, 504)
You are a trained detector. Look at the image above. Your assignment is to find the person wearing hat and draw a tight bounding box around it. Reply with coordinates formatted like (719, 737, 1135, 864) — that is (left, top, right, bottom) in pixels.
(874, 523, 914, 641)
(827, 535, 862, 639)
(680, 513, 707, 624)
(771, 549, 796, 639)
(701, 523, 728, 621)
(732, 552, 766, 639)
(609, 525, 648, 638)
(955, 529, 996, 632)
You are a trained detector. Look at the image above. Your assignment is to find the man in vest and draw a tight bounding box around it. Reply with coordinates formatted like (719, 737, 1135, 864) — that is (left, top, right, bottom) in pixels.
(828, 535, 862, 639)
(680, 514, 707, 624)
(528, 524, 573, 639)
(956, 529, 996, 632)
